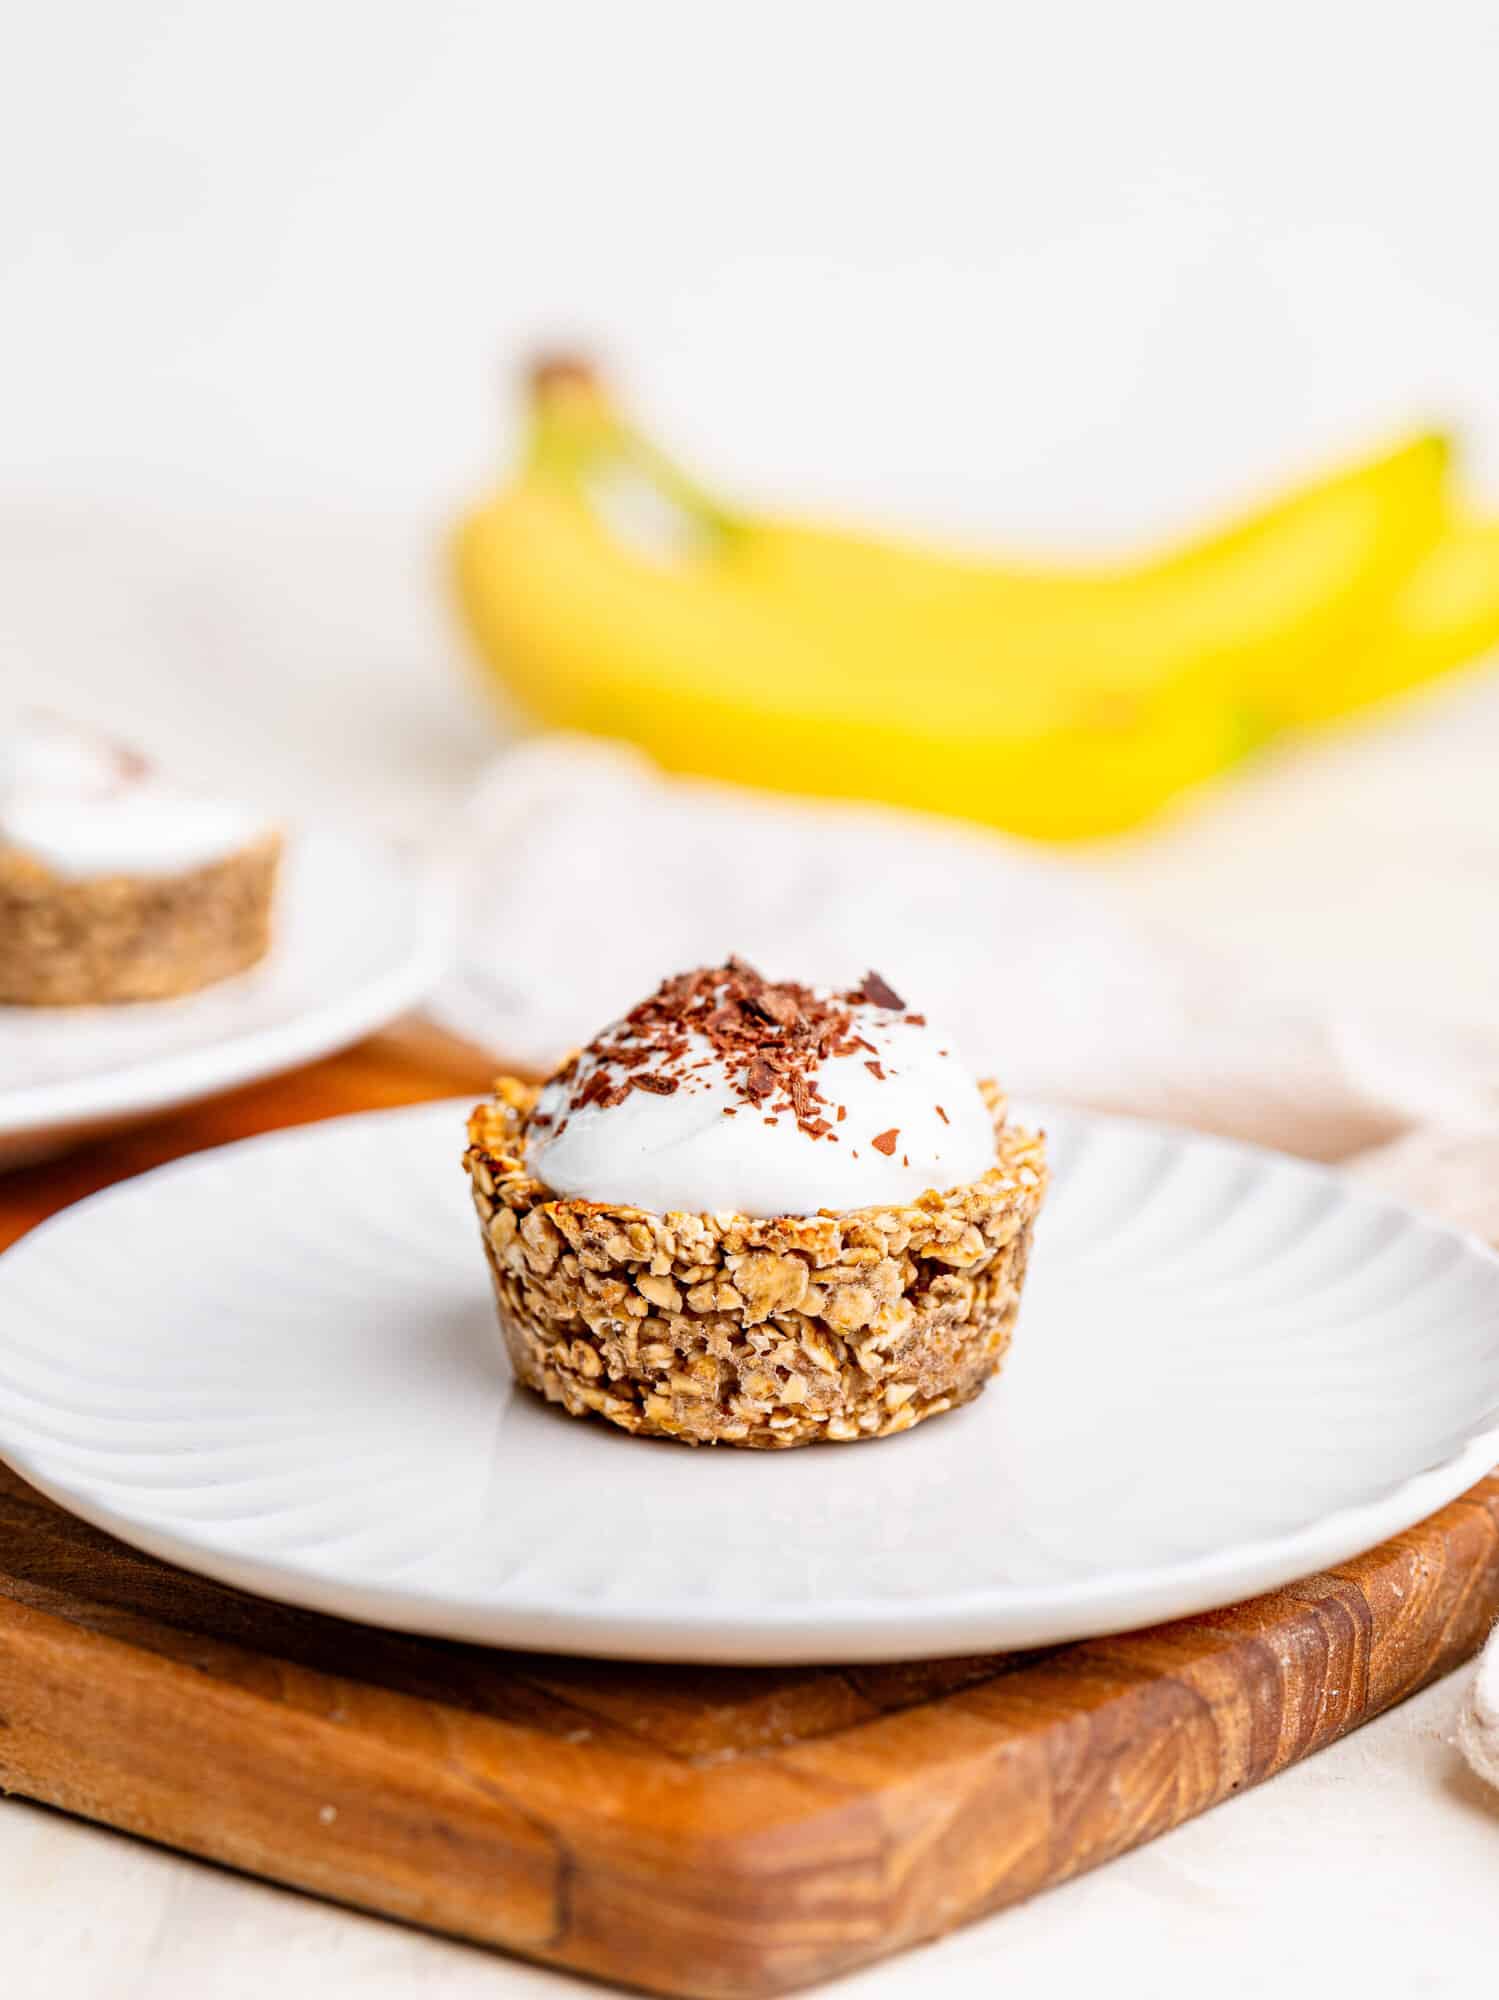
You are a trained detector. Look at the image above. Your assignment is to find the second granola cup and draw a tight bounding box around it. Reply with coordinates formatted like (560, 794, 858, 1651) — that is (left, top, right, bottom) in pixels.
(464, 1074, 1046, 1449)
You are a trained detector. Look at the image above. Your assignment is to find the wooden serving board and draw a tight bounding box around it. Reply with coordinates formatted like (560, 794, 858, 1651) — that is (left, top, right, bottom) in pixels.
(2, 1024, 1498, 1999)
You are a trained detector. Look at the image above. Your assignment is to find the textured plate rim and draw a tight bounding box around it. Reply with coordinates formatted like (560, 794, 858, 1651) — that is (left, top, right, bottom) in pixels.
(0, 829, 449, 1142)
(2, 1098, 1498, 1665)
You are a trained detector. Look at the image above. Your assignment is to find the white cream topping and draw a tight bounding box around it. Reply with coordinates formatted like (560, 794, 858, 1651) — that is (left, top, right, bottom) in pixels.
(1, 714, 273, 878)
(530, 992, 996, 1218)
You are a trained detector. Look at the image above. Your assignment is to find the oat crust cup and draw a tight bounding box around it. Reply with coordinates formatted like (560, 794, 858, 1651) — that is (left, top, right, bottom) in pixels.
(0, 715, 281, 1006)
(0, 835, 282, 1006)
(463, 965, 1047, 1449)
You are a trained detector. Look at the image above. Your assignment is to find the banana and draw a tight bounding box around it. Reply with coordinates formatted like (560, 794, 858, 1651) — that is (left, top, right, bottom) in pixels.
(1296, 511, 1499, 721)
(451, 361, 1461, 839)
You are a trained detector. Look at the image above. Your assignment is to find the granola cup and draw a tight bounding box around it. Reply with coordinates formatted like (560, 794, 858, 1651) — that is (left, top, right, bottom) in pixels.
(0, 833, 282, 1005)
(464, 1075, 1047, 1449)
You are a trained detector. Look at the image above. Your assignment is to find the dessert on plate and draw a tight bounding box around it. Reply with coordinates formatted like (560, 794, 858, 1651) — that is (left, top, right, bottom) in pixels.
(0, 714, 282, 1005)
(464, 959, 1046, 1447)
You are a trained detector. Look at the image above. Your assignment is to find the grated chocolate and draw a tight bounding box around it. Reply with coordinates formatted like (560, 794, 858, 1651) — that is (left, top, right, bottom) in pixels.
(554, 959, 913, 1145)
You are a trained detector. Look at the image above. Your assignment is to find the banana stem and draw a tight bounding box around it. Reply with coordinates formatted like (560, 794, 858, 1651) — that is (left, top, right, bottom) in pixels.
(523, 355, 740, 544)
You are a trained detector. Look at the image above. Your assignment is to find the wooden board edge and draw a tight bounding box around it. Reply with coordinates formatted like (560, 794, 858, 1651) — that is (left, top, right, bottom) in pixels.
(2, 1478, 1497, 1997)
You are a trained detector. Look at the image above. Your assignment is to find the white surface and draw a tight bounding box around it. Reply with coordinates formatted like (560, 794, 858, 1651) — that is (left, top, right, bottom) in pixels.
(0, 828, 444, 1164)
(531, 992, 996, 1216)
(3, 1098, 1498, 1664)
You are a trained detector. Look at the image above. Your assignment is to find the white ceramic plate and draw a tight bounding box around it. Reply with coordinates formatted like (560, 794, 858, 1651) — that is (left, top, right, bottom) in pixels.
(2, 1098, 1497, 1664)
(0, 829, 446, 1166)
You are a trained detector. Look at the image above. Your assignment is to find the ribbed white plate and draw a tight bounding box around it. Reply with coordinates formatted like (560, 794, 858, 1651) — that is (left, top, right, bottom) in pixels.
(0, 829, 446, 1166)
(2, 1098, 1497, 1664)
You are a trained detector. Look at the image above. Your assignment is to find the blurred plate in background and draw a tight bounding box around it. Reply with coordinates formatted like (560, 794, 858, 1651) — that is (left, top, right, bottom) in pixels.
(0, 828, 446, 1166)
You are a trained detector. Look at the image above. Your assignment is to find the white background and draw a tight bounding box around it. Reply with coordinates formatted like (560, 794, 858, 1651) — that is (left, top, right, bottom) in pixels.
(4, 0, 1499, 544)
(6, 5, 1499, 1997)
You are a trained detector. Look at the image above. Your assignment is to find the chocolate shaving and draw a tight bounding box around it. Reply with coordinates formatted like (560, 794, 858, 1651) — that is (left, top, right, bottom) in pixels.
(743, 1055, 778, 1102)
(630, 1072, 679, 1095)
(575, 1070, 629, 1111)
(856, 970, 905, 1011)
(744, 986, 801, 1028)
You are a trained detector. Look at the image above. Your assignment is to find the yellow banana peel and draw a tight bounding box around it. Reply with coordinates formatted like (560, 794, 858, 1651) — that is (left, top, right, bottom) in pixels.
(1291, 511, 1499, 721)
(451, 360, 1493, 840)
